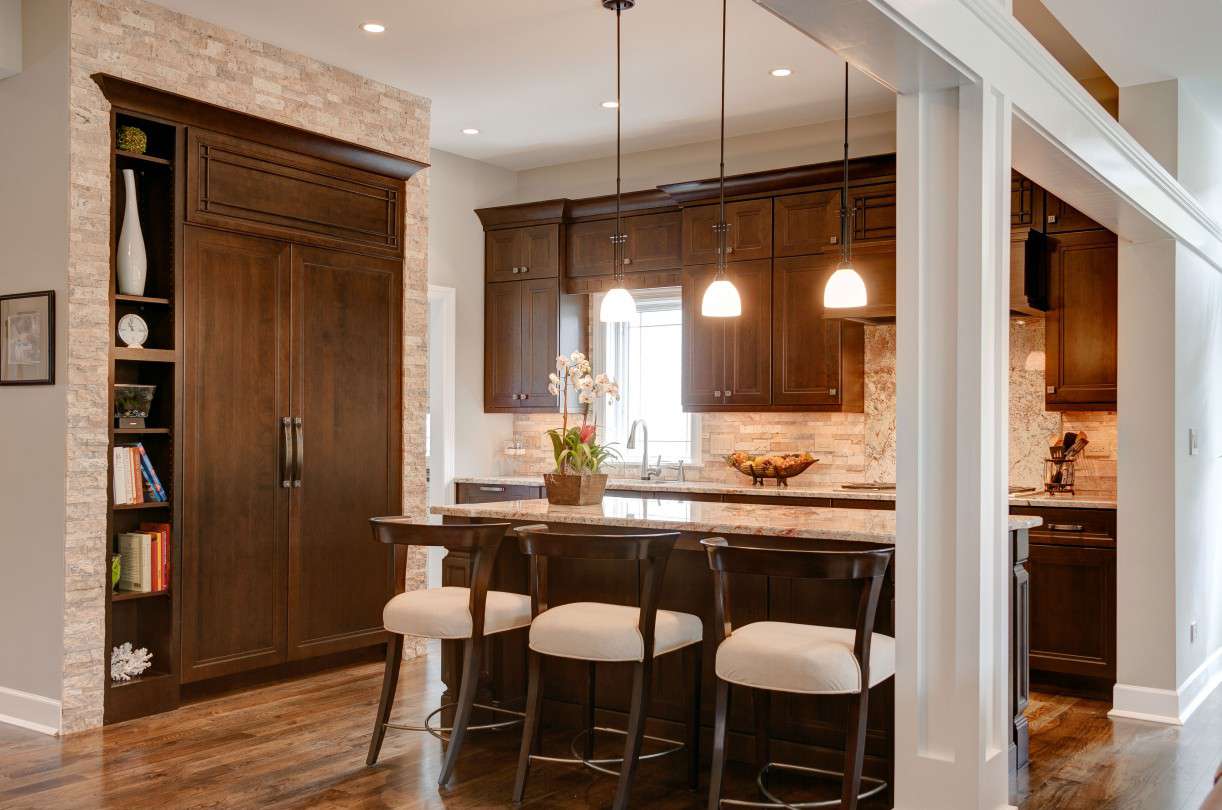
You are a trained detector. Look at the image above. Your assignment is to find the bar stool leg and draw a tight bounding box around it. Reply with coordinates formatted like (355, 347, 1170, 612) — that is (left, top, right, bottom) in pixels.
(583, 661, 597, 762)
(840, 687, 871, 810)
(686, 643, 702, 790)
(512, 651, 544, 804)
(366, 633, 404, 766)
(611, 659, 653, 810)
(752, 688, 771, 773)
(438, 636, 483, 787)
(707, 679, 731, 810)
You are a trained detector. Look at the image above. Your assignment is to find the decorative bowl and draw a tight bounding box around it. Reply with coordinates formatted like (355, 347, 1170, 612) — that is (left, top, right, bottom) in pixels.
(726, 451, 818, 487)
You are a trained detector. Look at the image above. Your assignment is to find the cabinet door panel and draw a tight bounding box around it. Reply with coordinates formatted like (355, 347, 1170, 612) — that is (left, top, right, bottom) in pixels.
(625, 211, 682, 272)
(681, 265, 726, 408)
(567, 219, 617, 278)
(851, 181, 896, 243)
(1046, 230, 1117, 407)
(288, 245, 398, 660)
(521, 224, 560, 279)
(521, 277, 561, 407)
(1045, 194, 1099, 234)
(682, 199, 773, 265)
(772, 255, 843, 406)
(1028, 543, 1116, 681)
(723, 260, 772, 406)
(486, 229, 523, 283)
(181, 227, 290, 683)
(775, 190, 840, 258)
(485, 281, 524, 410)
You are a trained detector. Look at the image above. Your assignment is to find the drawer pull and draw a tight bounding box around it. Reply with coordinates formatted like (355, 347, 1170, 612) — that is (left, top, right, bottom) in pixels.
(1046, 523, 1085, 532)
(479, 486, 506, 493)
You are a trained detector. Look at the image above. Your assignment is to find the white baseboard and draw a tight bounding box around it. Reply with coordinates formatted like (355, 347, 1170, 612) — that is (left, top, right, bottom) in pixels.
(0, 685, 61, 736)
(1110, 646, 1222, 725)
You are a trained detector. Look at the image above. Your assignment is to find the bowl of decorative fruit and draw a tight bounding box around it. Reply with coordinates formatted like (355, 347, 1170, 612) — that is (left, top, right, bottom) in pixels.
(726, 451, 818, 487)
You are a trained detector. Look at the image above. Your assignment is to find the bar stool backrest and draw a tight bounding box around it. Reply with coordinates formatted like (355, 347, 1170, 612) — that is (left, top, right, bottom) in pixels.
(370, 518, 513, 640)
(515, 526, 681, 663)
(701, 538, 894, 692)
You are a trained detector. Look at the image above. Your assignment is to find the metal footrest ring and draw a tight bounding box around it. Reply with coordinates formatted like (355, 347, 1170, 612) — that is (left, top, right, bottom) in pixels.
(383, 701, 523, 742)
(718, 761, 887, 809)
(525, 725, 686, 778)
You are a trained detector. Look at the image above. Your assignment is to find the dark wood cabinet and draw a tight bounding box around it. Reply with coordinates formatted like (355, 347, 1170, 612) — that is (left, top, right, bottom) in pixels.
(484, 277, 585, 412)
(774, 189, 840, 257)
(772, 254, 864, 408)
(681, 260, 771, 409)
(1011, 172, 1043, 230)
(682, 198, 773, 265)
(181, 227, 291, 683)
(1046, 229, 1117, 409)
(1044, 193, 1099, 234)
(286, 245, 399, 661)
(567, 211, 681, 278)
(1010, 228, 1051, 316)
(849, 181, 897, 243)
(455, 482, 544, 503)
(485, 224, 560, 283)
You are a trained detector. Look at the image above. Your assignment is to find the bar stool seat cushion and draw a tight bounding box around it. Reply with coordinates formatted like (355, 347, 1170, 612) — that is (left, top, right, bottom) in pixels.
(383, 586, 532, 640)
(715, 621, 895, 695)
(529, 601, 703, 662)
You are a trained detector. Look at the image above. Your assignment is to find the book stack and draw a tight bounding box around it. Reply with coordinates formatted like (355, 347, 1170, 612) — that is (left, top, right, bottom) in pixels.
(117, 522, 171, 593)
(111, 442, 167, 505)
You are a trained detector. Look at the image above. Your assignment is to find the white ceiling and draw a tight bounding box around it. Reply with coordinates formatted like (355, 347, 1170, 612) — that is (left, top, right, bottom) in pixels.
(1040, 0, 1222, 125)
(151, 0, 895, 170)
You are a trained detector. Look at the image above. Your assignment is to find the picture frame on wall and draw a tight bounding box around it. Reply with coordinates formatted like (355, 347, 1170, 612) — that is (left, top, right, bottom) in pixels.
(0, 290, 55, 386)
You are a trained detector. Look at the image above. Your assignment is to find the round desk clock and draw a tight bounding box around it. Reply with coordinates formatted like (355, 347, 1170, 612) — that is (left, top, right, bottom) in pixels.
(117, 313, 149, 348)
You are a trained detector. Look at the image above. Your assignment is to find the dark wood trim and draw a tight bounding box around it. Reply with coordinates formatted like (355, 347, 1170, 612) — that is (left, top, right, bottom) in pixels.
(658, 154, 896, 204)
(567, 188, 677, 220)
(475, 199, 570, 229)
(91, 74, 428, 181)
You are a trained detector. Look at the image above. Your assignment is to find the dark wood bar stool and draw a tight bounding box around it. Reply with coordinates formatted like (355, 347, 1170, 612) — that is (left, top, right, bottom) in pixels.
(702, 538, 895, 810)
(366, 518, 531, 787)
(512, 525, 704, 810)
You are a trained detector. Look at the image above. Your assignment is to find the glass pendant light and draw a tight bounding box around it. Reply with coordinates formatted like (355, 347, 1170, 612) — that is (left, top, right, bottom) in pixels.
(701, 0, 741, 318)
(599, 0, 637, 323)
(824, 63, 868, 309)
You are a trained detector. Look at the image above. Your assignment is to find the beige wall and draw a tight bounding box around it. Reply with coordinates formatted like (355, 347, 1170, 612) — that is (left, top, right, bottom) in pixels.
(426, 149, 518, 481)
(0, 0, 69, 726)
(57, 0, 430, 733)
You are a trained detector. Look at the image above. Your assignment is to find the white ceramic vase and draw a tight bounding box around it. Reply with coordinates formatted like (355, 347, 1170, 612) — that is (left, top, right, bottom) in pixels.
(117, 169, 147, 296)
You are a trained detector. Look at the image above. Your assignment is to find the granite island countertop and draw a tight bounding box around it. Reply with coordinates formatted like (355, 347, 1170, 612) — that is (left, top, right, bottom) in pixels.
(432, 496, 1043, 544)
(454, 476, 1117, 510)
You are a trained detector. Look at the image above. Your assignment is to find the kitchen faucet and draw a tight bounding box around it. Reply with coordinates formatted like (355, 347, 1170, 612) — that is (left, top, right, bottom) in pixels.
(626, 419, 663, 480)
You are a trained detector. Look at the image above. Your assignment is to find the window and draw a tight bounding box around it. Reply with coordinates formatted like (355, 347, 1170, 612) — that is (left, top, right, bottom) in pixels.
(592, 287, 700, 464)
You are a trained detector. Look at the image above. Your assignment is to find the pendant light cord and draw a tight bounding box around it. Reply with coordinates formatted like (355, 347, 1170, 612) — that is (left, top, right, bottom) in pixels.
(614, 4, 623, 283)
(717, 0, 728, 276)
(841, 62, 852, 265)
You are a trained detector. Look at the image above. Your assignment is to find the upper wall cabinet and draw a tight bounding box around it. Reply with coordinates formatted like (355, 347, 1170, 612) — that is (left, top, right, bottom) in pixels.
(486, 224, 561, 283)
(1011, 172, 1043, 230)
(681, 260, 772, 409)
(187, 129, 404, 257)
(1045, 229, 1117, 409)
(567, 211, 681, 278)
(1044, 193, 1100, 234)
(774, 189, 840, 257)
(849, 181, 897, 243)
(682, 198, 773, 265)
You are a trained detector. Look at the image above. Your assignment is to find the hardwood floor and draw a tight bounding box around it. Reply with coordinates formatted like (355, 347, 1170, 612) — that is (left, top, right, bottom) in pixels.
(1, 649, 1217, 809)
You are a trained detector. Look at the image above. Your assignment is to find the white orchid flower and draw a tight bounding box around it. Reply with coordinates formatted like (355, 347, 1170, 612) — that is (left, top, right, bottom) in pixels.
(556, 354, 567, 371)
(578, 391, 594, 404)
(547, 383, 559, 396)
(595, 373, 610, 385)
(578, 375, 594, 390)
(548, 372, 561, 385)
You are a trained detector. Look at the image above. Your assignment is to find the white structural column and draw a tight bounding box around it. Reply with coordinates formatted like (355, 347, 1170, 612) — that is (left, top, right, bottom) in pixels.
(894, 79, 1013, 810)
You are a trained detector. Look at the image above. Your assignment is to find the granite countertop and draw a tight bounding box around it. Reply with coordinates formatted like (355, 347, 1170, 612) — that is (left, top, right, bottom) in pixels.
(431, 496, 1043, 544)
(453, 475, 1117, 510)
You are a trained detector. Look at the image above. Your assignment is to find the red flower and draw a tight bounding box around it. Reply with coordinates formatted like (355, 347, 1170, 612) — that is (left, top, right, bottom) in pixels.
(579, 424, 597, 444)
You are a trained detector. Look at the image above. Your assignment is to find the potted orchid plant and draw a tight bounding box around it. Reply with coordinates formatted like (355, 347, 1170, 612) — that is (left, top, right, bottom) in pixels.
(543, 351, 621, 505)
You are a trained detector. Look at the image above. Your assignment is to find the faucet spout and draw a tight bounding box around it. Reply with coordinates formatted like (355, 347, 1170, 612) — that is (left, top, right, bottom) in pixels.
(627, 419, 652, 480)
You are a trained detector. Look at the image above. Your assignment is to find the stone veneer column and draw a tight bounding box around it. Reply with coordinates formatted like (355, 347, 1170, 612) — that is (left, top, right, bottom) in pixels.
(894, 81, 1013, 809)
(62, 0, 430, 732)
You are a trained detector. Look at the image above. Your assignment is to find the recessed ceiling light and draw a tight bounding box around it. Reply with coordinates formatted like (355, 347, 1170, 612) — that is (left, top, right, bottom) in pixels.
(770, 67, 793, 77)
(601, 100, 619, 109)
(461, 128, 480, 135)
(360, 22, 386, 33)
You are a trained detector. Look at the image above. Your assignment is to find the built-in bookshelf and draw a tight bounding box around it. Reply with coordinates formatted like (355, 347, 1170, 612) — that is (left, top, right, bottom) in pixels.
(104, 108, 184, 724)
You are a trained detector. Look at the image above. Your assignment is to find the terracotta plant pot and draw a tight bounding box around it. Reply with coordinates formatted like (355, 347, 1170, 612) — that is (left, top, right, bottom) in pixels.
(544, 473, 608, 506)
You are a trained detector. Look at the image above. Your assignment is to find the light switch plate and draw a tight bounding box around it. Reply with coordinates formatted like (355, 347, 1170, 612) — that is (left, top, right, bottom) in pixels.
(1189, 428, 1200, 456)
(1190, 622, 1199, 643)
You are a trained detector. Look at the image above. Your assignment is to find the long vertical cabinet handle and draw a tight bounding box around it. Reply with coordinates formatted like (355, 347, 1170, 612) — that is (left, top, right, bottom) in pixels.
(292, 417, 304, 487)
(281, 417, 293, 488)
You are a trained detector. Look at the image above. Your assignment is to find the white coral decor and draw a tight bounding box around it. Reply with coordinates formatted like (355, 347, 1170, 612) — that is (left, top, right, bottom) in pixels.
(110, 642, 153, 682)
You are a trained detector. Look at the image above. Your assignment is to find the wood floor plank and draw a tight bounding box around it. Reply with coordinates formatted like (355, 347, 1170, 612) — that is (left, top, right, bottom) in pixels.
(0, 653, 1217, 809)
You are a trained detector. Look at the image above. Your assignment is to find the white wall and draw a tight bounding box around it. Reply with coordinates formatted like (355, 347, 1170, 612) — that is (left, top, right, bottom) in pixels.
(0, 0, 69, 728)
(516, 111, 896, 200)
(426, 148, 518, 480)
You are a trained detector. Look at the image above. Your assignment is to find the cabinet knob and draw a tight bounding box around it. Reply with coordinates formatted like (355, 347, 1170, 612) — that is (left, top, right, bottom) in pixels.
(1046, 386, 1056, 394)
(623, 258, 631, 265)
(830, 236, 838, 244)
(829, 388, 837, 396)
(511, 267, 520, 274)
(724, 390, 732, 397)
(1046, 215, 1057, 224)
(521, 393, 529, 400)
(521, 266, 529, 273)
(725, 246, 734, 254)
(713, 390, 722, 397)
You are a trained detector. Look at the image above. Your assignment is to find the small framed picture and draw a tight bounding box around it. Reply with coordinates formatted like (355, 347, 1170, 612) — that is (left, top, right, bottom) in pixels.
(1, 290, 55, 386)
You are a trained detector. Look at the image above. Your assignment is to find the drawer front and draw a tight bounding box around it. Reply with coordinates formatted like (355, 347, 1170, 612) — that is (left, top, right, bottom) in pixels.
(455, 483, 542, 503)
(607, 489, 724, 503)
(1011, 506, 1115, 547)
(187, 129, 402, 256)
